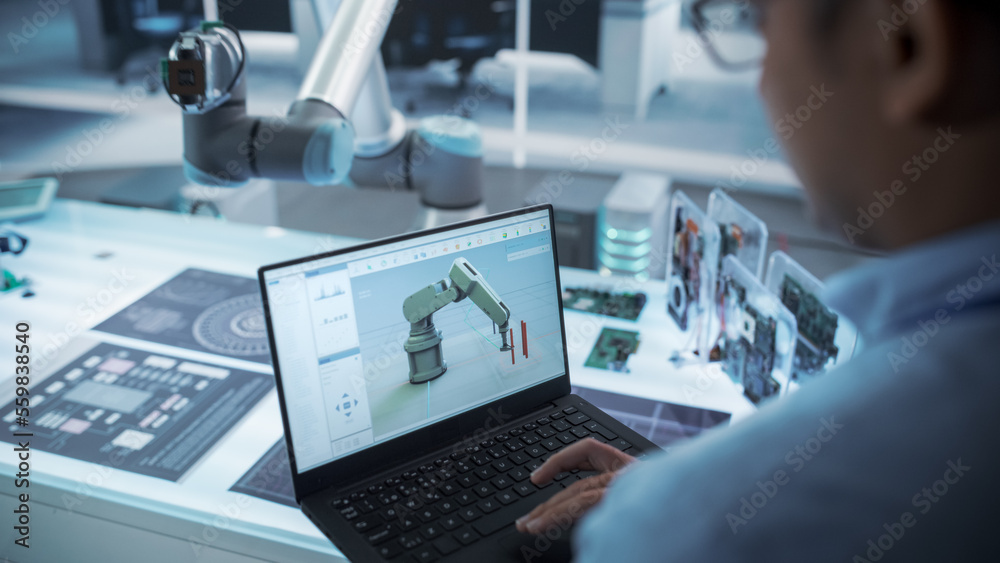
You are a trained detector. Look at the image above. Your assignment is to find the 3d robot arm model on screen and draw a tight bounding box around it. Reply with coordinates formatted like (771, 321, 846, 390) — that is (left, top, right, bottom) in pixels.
(162, 0, 486, 227)
(402, 258, 512, 384)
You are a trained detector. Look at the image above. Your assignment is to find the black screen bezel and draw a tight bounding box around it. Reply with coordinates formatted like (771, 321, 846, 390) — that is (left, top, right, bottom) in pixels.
(258, 204, 570, 501)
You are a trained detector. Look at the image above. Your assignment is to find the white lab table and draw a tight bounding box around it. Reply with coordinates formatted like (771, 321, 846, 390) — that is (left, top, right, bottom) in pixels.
(0, 200, 753, 562)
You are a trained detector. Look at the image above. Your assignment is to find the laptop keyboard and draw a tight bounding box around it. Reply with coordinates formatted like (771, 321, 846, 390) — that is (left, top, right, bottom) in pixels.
(330, 405, 634, 562)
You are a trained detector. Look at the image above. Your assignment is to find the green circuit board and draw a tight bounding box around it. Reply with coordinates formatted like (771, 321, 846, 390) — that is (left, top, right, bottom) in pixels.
(563, 287, 647, 321)
(725, 303, 780, 404)
(719, 277, 781, 404)
(585, 328, 640, 372)
(1, 270, 29, 294)
(779, 275, 839, 379)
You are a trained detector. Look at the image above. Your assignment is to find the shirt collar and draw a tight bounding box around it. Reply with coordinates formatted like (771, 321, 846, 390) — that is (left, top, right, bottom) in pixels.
(823, 220, 1000, 345)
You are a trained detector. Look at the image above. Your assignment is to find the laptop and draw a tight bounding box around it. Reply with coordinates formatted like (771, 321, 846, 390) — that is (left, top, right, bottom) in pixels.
(258, 204, 660, 562)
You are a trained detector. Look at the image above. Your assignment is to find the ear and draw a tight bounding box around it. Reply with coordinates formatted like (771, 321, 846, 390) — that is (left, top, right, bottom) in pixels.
(873, 0, 957, 123)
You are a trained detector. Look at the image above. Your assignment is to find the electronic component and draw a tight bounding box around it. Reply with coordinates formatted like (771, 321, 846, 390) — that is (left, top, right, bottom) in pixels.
(722, 289, 780, 403)
(0, 177, 57, 223)
(706, 190, 770, 364)
(715, 256, 796, 405)
(780, 275, 839, 378)
(664, 191, 721, 360)
(562, 287, 647, 321)
(669, 216, 703, 330)
(1, 270, 28, 294)
(718, 222, 745, 269)
(585, 328, 640, 372)
(1, 229, 30, 296)
(706, 189, 769, 279)
(764, 251, 858, 382)
(597, 173, 670, 280)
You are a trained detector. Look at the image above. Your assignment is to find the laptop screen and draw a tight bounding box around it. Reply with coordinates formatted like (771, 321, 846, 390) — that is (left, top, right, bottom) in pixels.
(262, 209, 565, 473)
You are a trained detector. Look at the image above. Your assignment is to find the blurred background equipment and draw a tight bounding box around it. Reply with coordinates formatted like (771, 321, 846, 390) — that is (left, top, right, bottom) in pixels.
(523, 173, 614, 271)
(598, 0, 681, 119)
(162, 0, 491, 228)
(0, 177, 58, 222)
(381, 0, 516, 79)
(596, 172, 670, 281)
(73, 0, 203, 80)
(529, 0, 600, 67)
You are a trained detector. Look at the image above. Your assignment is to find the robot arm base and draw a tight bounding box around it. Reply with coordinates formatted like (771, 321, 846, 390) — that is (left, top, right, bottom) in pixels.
(404, 321, 447, 384)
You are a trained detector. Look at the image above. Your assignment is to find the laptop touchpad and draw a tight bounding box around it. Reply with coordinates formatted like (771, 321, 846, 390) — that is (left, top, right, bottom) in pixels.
(497, 530, 574, 562)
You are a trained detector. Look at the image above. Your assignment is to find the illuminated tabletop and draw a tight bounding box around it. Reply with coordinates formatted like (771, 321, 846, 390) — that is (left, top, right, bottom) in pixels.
(0, 200, 753, 562)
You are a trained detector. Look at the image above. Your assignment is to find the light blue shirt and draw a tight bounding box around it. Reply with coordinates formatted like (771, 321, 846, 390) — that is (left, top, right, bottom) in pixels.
(575, 221, 1000, 562)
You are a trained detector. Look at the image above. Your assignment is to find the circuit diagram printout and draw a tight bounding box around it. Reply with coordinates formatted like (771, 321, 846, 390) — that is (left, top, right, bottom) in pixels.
(0, 342, 273, 481)
(94, 268, 272, 364)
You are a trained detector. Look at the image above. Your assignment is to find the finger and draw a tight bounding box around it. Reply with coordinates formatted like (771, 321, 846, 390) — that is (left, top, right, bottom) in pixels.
(529, 439, 606, 485)
(530, 438, 635, 485)
(516, 473, 614, 533)
(525, 489, 602, 534)
(516, 476, 613, 534)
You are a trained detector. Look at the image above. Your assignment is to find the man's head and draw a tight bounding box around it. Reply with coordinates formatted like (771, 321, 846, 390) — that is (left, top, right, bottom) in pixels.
(753, 0, 1000, 249)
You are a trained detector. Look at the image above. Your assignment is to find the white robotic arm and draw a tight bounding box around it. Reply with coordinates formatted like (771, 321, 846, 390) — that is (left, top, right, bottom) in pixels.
(162, 0, 486, 225)
(402, 258, 512, 384)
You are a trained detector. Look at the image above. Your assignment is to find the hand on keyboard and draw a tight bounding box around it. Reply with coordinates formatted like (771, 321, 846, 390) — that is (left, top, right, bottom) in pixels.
(514, 438, 636, 535)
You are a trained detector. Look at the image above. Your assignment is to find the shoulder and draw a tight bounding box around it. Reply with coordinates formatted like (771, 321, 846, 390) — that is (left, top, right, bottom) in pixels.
(575, 312, 1000, 562)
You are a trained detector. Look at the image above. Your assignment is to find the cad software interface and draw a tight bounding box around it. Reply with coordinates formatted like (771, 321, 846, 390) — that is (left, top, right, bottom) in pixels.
(263, 210, 565, 472)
